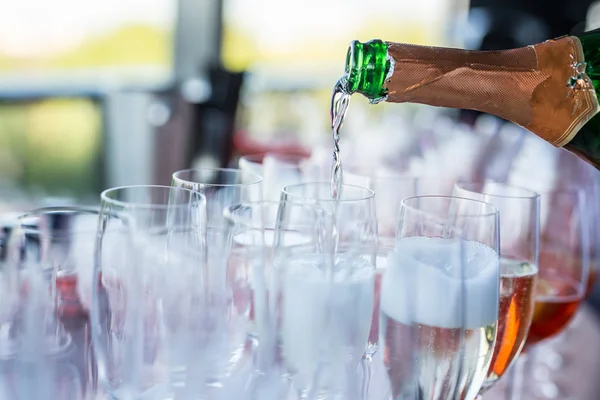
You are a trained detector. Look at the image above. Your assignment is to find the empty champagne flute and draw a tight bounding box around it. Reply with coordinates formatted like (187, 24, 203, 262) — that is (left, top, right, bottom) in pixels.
(172, 168, 263, 294)
(280, 182, 377, 399)
(172, 168, 263, 228)
(1, 207, 100, 400)
(386, 195, 500, 400)
(91, 185, 208, 400)
(172, 168, 263, 382)
(453, 181, 540, 398)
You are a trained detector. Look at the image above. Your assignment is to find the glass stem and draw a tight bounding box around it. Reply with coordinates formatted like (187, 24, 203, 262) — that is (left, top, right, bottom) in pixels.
(506, 353, 529, 400)
(361, 355, 372, 400)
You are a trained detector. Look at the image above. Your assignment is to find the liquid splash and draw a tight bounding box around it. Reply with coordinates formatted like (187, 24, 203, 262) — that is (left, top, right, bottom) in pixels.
(330, 77, 351, 200)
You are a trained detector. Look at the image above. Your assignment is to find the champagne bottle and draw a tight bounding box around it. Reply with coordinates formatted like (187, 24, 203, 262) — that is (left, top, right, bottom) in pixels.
(341, 29, 600, 169)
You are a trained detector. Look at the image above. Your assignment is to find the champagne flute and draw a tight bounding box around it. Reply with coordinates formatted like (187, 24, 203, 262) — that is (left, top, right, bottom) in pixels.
(223, 200, 327, 399)
(507, 188, 589, 400)
(531, 180, 598, 390)
(172, 168, 263, 228)
(172, 168, 264, 383)
(453, 181, 539, 398)
(386, 195, 500, 400)
(91, 185, 208, 400)
(280, 182, 377, 399)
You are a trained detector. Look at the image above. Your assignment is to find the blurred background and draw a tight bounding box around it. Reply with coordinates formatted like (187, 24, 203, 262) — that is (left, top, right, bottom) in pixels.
(0, 0, 599, 208)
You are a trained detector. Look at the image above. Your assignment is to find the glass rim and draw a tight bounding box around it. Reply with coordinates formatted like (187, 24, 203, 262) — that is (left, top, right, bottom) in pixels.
(17, 206, 100, 235)
(455, 180, 540, 200)
(281, 181, 375, 202)
(239, 152, 309, 165)
(172, 167, 263, 187)
(401, 195, 500, 218)
(100, 185, 205, 210)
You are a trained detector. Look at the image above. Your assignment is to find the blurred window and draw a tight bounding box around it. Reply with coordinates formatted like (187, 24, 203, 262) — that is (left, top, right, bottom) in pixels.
(0, 0, 176, 203)
(221, 0, 465, 150)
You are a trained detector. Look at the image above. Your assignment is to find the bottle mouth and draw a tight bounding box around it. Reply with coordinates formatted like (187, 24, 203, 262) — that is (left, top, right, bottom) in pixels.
(344, 40, 362, 94)
(343, 39, 390, 102)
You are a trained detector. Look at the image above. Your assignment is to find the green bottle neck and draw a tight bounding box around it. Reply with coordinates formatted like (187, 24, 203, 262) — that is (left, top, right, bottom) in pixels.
(345, 31, 600, 105)
(344, 40, 391, 103)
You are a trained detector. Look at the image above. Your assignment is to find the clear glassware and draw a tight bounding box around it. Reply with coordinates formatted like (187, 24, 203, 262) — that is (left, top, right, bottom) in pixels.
(280, 182, 377, 261)
(525, 182, 598, 400)
(388, 195, 501, 400)
(172, 168, 263, 228)
(507, 188, 590, 400)
(453, 181, 540, 399)
(279, 182, 377, 399)
(1, 206, 101, 400)
(223, 200, 327, 399)
(91, 185, 210, 400)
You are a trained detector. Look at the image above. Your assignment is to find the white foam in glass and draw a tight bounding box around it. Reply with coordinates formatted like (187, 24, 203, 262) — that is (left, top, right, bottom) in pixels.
(381, 237, 499, 329)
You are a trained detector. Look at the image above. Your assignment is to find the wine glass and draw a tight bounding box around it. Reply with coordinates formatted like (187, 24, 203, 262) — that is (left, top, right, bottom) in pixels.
(387, 195, 500, 400)
(1, 206, 100, 400)
(279, 182, 377, 399)
(91, 185, 209, 400)
(223, 200, 326, 399)
(172, 168, 263, 227)
(172, 167, 263, 288)
(529, 181, 598, 397)
(507, 188, 589, 400)
(453, 181, 540, 398)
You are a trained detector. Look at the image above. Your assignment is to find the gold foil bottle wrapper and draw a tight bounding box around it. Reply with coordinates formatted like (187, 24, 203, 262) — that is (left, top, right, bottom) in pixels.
(384, 36, 599, 147)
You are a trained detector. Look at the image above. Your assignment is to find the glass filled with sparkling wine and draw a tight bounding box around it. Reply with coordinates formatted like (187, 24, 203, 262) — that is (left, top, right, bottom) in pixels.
(453, 181, 540, 397)
(506, 187, 590, 399)
(382, 195, 500, 400)
(524, 188, 589, 349)
(279, 182, 377, 399)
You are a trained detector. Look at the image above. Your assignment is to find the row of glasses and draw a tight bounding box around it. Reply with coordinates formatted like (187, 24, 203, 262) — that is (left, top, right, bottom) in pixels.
(0, 167, 266, 400)
(0, 157, 592, 400)
(342, 164, 591, 400)
(236, 157, 496, 399)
